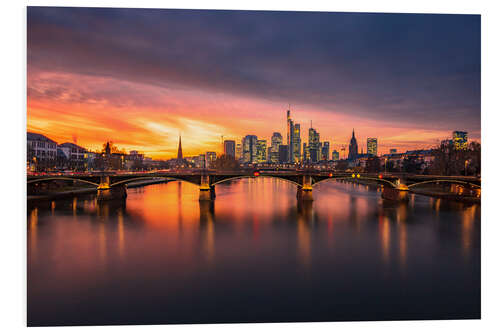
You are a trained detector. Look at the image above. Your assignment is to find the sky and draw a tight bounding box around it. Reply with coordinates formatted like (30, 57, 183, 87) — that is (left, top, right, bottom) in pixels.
(27, 7, 481, 159)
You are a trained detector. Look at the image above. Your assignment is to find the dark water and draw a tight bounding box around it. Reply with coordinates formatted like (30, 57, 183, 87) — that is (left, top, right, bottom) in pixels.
(27, 178, 480, 326)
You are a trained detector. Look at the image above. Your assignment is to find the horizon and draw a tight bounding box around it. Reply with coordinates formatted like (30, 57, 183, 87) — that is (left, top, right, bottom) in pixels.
(27, 7, 480, 159)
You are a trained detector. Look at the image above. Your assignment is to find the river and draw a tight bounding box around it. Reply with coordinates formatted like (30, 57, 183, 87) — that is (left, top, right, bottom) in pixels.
(27, 178, 480, 326)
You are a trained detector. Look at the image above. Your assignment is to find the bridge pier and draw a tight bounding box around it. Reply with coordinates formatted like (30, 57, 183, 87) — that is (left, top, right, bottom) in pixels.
(97, 175, 127, 201)
(97, 185, 127, 201)
(297, 175, 314, 201)
(381, 178, 409, 202)
(199, 174, 215, 201)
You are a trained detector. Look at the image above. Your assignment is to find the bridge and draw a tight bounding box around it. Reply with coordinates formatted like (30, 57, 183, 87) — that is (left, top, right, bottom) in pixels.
(27, 169, 481, 202)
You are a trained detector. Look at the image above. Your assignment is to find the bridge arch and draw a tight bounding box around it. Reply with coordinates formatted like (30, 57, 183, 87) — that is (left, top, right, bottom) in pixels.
(27, 177, 100, 187)
(313, 176, 398, 188)
(211, 175, 302, 187)
(110, 176, 199, 187)
(407, 179, 481, 189)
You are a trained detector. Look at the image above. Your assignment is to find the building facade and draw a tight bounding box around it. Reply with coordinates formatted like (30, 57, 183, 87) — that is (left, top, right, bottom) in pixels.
(348, 129, 358, 160)
(452, 131, 468, 150)
(242, 135, 258, 164)
(367, 138, 378, 156)
(223, 140, 236, 158)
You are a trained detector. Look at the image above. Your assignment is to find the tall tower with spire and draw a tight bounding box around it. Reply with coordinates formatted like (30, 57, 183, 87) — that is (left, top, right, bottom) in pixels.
(177, 135, 183, 160)
(348, 129, 358, 160)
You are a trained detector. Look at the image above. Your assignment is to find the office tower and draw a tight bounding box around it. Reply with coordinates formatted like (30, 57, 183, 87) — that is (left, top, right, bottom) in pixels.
(286, 109, 293, 163)
(242, 135, 257, 164)
(332, 150, 339, 161)
(270, 132, 282, 164)
(303, 142, 310, 162)
(292, 124, 301, 163)
(278, 145, 289, 164)
(452, 131, 468, 150)
(308, 126, 320, 162)
(236, 143, 242, 161)
(321, 141, 330, 160)
(223, 140, 236, 158)
(389, 148, 397, 154)
(256, 139, 267, 163)
(367, 138, 378, 156)
(348, 129, 358, 160)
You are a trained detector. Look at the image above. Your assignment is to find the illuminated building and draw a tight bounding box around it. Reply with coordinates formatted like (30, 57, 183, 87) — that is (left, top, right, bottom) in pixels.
(453, 131, 468, 150)
(223, 140, 236, 158)
(242, 135, 257, 164)
(302, 143, 310, 162)
(286, 109, 301, 163)
(308, 126, 320, 162)
(256, 139, 267, 163)
(321, 141, 330, 160)
(292, 124, 301, 163)
(278, 145, 289, 164)
(236, 143, 242, 161)
(332, 150, 339, 161)
(390, 148, 397, 154)
(205, 151, 217, 167)
(367, 138, 378, 156)
(348, 129, 358, 160)
(270, 132, 282, 163)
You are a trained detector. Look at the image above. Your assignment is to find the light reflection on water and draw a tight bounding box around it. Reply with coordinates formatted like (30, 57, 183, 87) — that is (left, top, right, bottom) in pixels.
(27, 178, 480, 326)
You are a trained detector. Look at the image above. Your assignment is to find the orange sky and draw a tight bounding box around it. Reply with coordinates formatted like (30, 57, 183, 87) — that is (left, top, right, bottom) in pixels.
(28, 70, 478, 160)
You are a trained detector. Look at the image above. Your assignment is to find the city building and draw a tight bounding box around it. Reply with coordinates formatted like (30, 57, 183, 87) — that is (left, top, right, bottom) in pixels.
(58, 142, 87, 161)
(390, 149, 397, 154)
(278, 145, 289, 164)
(348, 129, 358, 160)
(292, 124, 301, 163)
(242, 135, 258, 164)
(452, 131, 468, 150)
(27, 132, 57, 161)
(236, 143, 242, 161)
(206, 151, 217, 167)
(332, 150, 339, 161)
(270, 132, 282, 163)
(302, 143, 310, 162)
(321, 141, 330, 161)
(308, 126, 321, 162)
(223, 140, 236, 158)
(256, 140, 267, 163)
(367, 138, 378, 156)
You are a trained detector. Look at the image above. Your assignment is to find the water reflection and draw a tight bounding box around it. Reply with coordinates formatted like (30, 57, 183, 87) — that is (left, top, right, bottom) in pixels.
(27, 179, 481, 326)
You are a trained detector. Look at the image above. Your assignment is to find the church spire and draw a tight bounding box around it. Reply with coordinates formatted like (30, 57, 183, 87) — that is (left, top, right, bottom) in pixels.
(352, 128, 355, 138)
(177, 135, 183, 159)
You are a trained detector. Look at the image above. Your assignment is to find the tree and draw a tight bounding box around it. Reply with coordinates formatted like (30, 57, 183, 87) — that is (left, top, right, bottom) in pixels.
(365, 157, 381, 173)
(213, 154, 240, 170)
(430, 141, 481, 176)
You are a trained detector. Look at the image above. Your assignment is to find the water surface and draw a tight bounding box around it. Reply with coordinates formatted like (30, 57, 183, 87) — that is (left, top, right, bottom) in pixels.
(27, 178, 480, 325)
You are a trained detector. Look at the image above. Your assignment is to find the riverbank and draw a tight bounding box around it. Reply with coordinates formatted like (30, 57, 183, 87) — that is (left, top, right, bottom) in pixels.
(27, 178, 171, 202)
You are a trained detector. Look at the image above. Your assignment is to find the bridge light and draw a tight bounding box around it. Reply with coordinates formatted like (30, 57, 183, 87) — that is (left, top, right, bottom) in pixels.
(329, 173, 333, 177)
(357, 174, 360, 178)
(253, 171, 260, 177)
(352, 174, 355, 178)
(378, 174, 383, 179)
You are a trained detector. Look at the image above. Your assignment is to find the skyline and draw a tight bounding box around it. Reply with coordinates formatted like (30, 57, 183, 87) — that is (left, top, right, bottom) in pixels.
(27, 7, 480, 159)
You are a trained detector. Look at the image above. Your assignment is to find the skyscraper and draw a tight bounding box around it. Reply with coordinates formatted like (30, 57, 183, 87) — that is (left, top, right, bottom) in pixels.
(206, 151, 217, 167)
(286, 109, 293, 163)
(452, 131, 468, 150)
(292, 124, 301, 163)
(321, 141, 330, 160)
(367, 138, 378, 156)
(348, 129, 358, 160)
(242, 135, 257, 164)
(308, 126, 320, 162)
(270, 132, 282, 164)
(256, 139, 267, 163)
(278, 145, 289, 164)
(223, 140, 236, 158)
(236, 143, 242, 161)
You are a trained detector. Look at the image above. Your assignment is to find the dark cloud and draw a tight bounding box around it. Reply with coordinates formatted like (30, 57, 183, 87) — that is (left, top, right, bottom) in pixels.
(27, 7, 481, 132)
